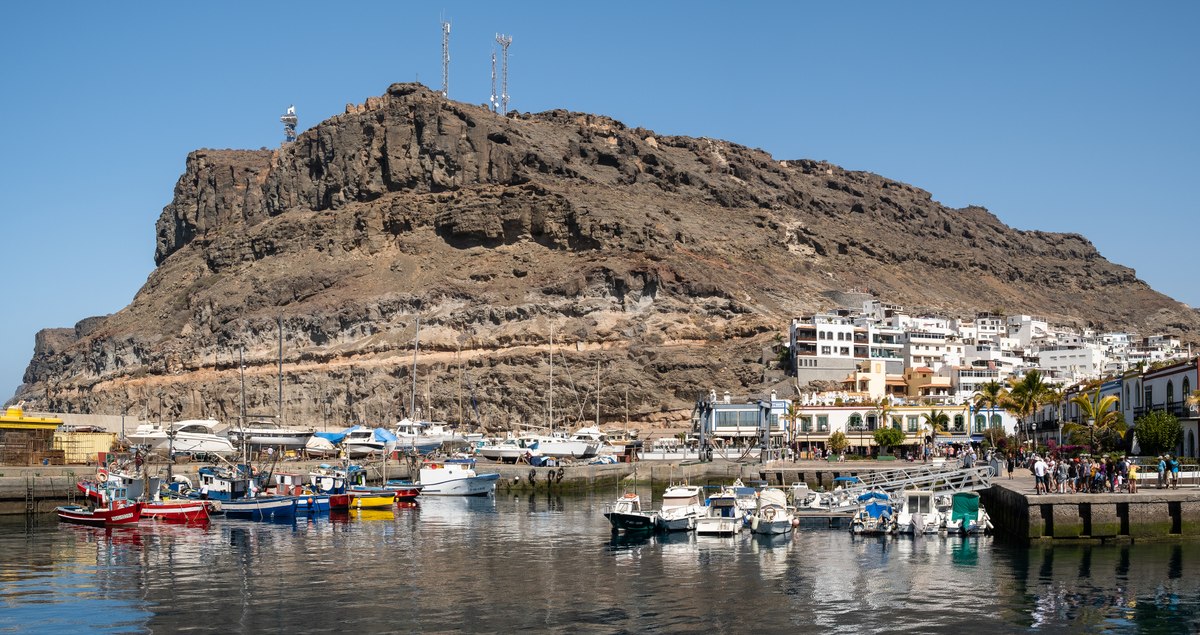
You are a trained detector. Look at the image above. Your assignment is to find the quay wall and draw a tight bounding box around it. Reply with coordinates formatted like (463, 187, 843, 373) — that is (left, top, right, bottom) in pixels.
(983, 481, 1200, 543)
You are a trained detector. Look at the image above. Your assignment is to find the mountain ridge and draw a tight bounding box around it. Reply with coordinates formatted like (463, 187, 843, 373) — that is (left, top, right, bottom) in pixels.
(13, 83, 1197, 429)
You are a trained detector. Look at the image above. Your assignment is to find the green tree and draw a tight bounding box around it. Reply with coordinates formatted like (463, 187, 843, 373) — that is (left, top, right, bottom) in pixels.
(921, 408, 949, 457)
(981, 426, 1008, 449)
(1134, 410, 1181, 457)
(1064, 390, 1123, 453)
(873, 427, 906, 454)
(1004, 370, 1051, 445)
(971, 381, 1008, 419)
(828, 430, 849, 454)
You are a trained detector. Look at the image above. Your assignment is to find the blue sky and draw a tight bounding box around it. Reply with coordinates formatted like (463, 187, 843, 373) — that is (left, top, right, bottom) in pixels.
(1, 1, 1196, 400)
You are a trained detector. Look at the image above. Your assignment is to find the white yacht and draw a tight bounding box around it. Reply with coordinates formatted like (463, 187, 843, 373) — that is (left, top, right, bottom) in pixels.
(127, 419, 237, 456)
(897, 490, 942, 535)
(655, 484, 705, 532)
(418, 459, 499, 496)
(749, 488, 794, 535)
(532, 433, 599, 459)
(342, 427, 387, 458)
(226, 419, 314, 451)
(696, 487, 745, 536)
(476, 436, 542, 462)
(393, 418, 466, 454)
(568, 427, 619, 455)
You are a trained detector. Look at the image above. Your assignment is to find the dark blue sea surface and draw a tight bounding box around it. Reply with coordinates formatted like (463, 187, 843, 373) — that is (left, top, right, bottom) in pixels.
(1, 490, 1198, 634)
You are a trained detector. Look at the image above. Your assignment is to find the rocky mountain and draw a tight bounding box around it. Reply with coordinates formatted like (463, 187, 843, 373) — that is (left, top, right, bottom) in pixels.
(13, 83, 1199, 430)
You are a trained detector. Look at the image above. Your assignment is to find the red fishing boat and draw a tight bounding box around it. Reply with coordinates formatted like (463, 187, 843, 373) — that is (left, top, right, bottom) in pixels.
(141, 500, 211, 524)
(56, 501, 143, 527)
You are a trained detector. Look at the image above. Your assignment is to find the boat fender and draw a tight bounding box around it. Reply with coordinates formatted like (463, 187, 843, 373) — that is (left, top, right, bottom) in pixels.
(556, 467, 565, 483)
(528, 469, 537, 485)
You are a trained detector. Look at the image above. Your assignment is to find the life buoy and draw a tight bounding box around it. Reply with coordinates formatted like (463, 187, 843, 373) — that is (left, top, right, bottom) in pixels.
(96, 468, 109, 481)
(623, 492, 638, 499)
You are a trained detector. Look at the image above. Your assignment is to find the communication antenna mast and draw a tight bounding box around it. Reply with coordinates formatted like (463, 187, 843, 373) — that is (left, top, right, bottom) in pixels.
(495, 33, 512, 114)
(441, 18, 451, 98)
(489, 48, 498, 113)
(280, 105, 298, 143)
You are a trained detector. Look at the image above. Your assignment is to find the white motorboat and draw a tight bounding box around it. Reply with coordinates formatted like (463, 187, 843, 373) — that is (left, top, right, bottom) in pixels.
(696, 487, 745, 536)
(127, 419, 237, 456)
(304, 435, 339, 458)
(393, 418, 466, 454)
(749, 488, 794, 535)
(418, 459, 499, 496)
(226, 419, 314, 450)
(568, 427, 620, 455)
(897, 490, 942, 535)
(342, 426, 388, 458)
(603, 492, 658, 532)
(940, 491, 993, 535)
(476, 436, 542, 462)
(530, 433, 599, 459)
(655, 484, 705, 532)
(849, 492, 898, 535)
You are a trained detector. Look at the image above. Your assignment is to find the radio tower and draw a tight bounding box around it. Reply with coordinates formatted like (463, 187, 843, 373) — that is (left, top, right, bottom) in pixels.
(489, 49, 498, 113)
(440, 18, 451, 98)
(280, 105, 298, 144)
(495, 33, 512, 114)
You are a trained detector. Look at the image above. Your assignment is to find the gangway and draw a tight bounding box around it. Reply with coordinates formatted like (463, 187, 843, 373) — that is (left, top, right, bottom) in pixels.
(825, 463, 995, 500)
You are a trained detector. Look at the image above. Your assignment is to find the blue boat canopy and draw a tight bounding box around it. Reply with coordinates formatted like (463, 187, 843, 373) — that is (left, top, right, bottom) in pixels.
(864, 502, 893, 518)
(857, 491, 890, 502)
(373, 427, 399, 443)
(834, 476, 861, 483)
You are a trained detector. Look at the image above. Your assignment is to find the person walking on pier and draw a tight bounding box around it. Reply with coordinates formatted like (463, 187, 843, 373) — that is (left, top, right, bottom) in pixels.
(1128, 460, 1139, 494)
(1158, 456, 1167, 489)
(1006, 453, 1015, 480)
(1169, 455, 1181, 489)
(1056, 458, 1069, 493)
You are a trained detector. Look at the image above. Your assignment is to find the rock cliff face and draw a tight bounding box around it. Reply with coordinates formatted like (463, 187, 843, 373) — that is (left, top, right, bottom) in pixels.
(13, 84, 1199, 429)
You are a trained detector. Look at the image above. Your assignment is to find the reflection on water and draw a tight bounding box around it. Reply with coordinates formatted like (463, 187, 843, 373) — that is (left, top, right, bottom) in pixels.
(2, 494, 1200, 633)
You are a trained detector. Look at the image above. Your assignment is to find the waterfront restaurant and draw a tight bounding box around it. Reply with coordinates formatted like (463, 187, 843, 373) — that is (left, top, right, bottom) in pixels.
(786, 404, 979, 457)
(693, 391, 789, 452)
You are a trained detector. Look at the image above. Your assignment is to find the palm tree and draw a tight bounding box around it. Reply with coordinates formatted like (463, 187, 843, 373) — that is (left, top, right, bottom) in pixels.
(872, 396, 895, 458)
(785, 399, 802, 459)
(971, 380, 1007, 434)
(921, 408, 949, 460)
(1065, 390, 1123, 455)
(1004, 370, 1051, 448)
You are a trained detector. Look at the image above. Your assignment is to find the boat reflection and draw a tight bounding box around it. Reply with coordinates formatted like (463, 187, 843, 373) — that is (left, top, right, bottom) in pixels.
(354, 508, 397, 522)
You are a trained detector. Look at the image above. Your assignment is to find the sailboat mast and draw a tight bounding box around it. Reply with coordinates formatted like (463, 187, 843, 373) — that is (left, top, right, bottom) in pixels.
(549, 322, 554, 434)
(410, 316, 420, 419)
(277, 315, 284, 424)
(239, 347, 248, 459)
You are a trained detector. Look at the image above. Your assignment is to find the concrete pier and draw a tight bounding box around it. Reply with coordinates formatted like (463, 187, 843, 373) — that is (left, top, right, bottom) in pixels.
(983, 472, 1200, 543)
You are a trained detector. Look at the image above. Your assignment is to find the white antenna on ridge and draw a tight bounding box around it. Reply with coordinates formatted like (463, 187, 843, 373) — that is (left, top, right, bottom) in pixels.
(489, 48, 498, 113)
(441, 17, 451, 98)
(495, 33, 512, 115)
(280, 105, 297, 144)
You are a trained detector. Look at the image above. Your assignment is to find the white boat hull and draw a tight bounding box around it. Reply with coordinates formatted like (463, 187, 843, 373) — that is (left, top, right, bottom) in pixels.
(696, 517, 743, 536)
(419, 474, 499, 496)
(750, 517, 794, 535)
(128, 432, 236, 456)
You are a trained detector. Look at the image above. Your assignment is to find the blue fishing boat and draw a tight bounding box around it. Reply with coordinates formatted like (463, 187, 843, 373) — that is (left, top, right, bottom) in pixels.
(221, 496, 298, 521)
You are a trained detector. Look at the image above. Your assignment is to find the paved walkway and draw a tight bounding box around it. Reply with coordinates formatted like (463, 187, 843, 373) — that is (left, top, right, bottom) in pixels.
(992, 468, 1198, 498)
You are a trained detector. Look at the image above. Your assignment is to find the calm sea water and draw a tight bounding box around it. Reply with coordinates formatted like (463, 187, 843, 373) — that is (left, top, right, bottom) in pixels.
(2, 490, 1199, 634)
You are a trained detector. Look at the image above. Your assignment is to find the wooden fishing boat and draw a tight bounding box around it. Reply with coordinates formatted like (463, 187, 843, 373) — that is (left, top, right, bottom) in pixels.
(141, 500, 210, 524)
(56, 501, 142, 527)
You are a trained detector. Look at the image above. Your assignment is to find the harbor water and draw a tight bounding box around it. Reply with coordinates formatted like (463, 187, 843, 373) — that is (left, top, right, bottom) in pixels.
(3, 490, 1200, 634)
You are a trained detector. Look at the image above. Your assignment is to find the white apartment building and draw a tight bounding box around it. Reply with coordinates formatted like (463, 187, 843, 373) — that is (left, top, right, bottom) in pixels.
(1007, 315, 1050, 348)
(1036, 345, 1106, 382)
(902, 331, 965, 372)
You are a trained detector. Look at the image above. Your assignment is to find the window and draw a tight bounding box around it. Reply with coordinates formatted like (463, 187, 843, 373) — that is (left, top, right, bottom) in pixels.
(974, 414, 986, 432)
(1144, 385, 1153, 408)
(907, 416, 918, 432)
(821, 346, 831, 355)
(817, 415, 829, 432)
(953, 414, 965, 432)
(738, 411, 758, 427)
(715, 411, 739, 428)
(800, 416, 812, 432)
(866, 414, 877, 430)
(848, 413, 864, 431)
(892, 416, 902, 430)
(991, 414, 1002, 428)
(1185, 378, 1192, 402)
(1167, 380, 1175, 405)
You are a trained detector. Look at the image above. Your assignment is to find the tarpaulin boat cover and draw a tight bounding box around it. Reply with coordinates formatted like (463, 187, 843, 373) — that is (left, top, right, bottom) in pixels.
(858, 491, 890, 503)
(951, 492, 980, 524)
(865, 502, 893, 518)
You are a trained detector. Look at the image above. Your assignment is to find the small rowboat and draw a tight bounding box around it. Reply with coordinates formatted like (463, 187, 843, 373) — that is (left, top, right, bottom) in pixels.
(56, 502, 142, 527)
(141, 500, 210, 524)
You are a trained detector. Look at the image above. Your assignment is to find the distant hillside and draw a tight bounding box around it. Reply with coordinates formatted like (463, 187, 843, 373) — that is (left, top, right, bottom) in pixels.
(13, 83, 1198, 429)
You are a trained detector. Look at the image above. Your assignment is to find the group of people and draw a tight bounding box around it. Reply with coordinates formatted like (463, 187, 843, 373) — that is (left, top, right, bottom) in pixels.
(1016, 453, 1142, 494)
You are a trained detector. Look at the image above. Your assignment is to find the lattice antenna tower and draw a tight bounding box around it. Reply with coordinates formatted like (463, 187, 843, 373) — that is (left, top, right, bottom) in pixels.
(495, 33, 512, 114)
(441, 18, 451, 98)
(280, 105, 298, 143)
(489, 48, 498, 113)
